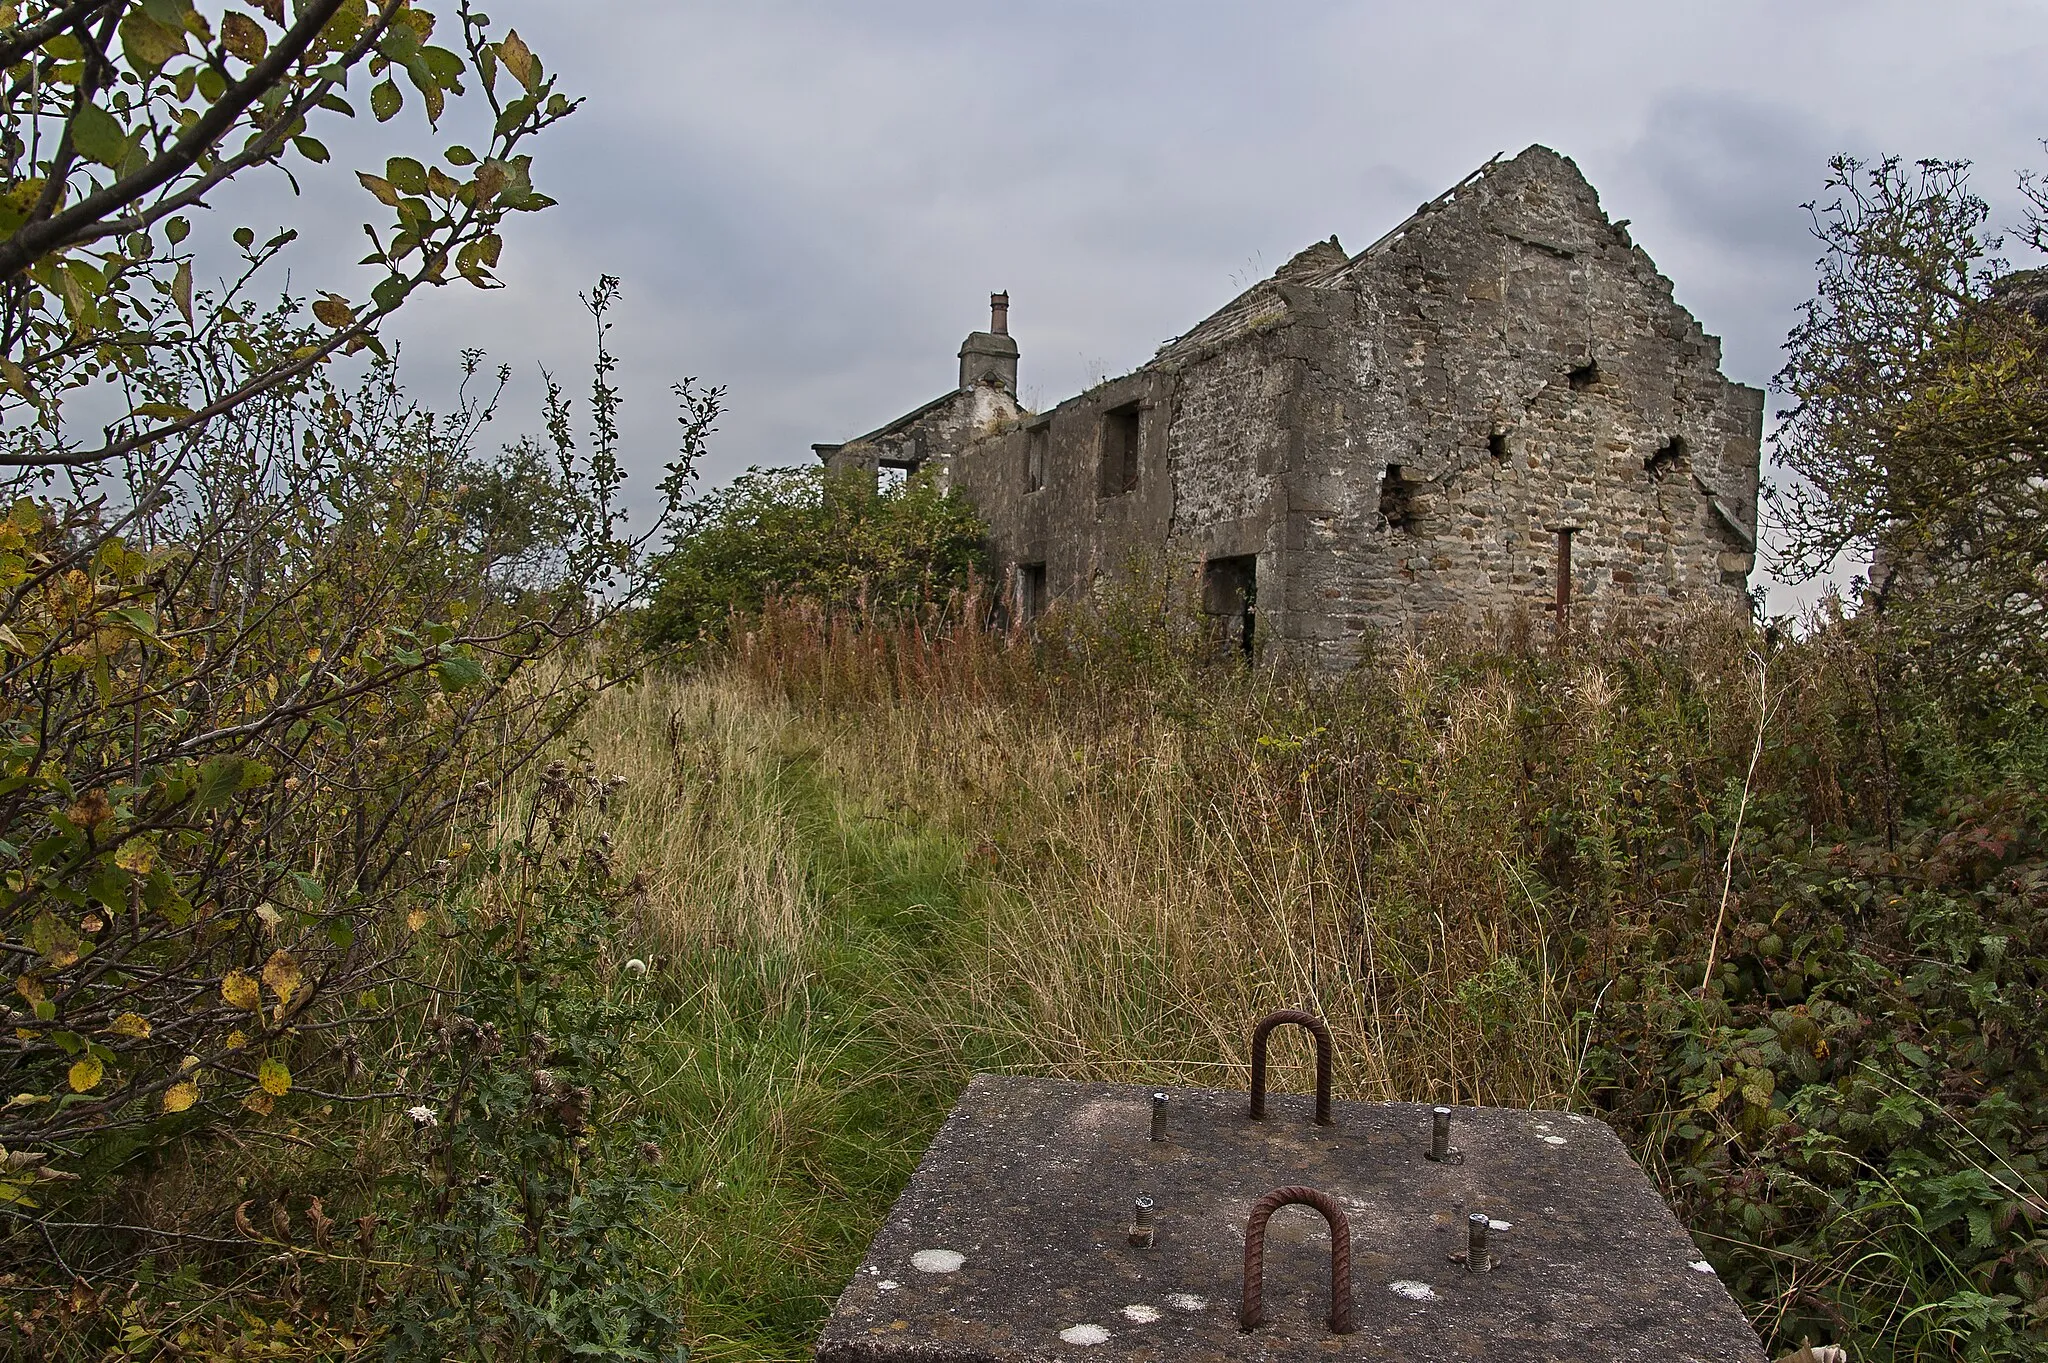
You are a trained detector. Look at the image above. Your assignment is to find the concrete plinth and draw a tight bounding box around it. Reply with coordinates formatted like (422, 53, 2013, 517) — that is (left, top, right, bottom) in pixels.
(818, 1075, 1766, 1363)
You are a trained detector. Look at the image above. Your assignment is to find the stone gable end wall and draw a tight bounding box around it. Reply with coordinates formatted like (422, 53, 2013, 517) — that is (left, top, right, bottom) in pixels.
(854, 146, 1763, 667)
(1278, 148, 1763, 660)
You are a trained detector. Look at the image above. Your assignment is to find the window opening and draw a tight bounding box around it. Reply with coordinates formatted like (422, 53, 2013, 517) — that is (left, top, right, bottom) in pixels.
(877, 464, 908, 493)
(1646, 435, 1686, 478)
(1567, 360, 1600, 391)
(1201, 556, 1257, 659)
(1100, 402, 1142, 497)
(1018, 562, 1048, 623)
(1488, 430, 1510, 460)
(1026, 425, 1048, 492)
(1379, 464, 1417, 532)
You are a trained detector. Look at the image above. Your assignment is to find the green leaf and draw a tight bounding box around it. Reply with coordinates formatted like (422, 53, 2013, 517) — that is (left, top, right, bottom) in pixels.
(292, 136, 329, 164)
(370, 79, 402, 122)
(25, 911, 81, 967)
(233, 226, 255, 250)
(118, 10, 187, 73)
(385, 156, 428, 195)
(70, 103, 130, 169)
(192, 757, 245, 810)
(435, 655, 485, 693)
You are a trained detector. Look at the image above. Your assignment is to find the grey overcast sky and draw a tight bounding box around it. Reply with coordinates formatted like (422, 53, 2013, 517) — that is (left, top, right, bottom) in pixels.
(287, 0, 2048, 605)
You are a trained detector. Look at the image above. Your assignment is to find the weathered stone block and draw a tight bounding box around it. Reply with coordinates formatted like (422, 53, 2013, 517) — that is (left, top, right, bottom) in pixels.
(819, 1075, 1767, 1363)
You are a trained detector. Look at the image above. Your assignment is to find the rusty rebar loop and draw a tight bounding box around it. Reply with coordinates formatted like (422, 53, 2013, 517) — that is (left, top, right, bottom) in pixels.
(1248, 1009, 1334, 1125)
(1239, 1185, 1356, 1334)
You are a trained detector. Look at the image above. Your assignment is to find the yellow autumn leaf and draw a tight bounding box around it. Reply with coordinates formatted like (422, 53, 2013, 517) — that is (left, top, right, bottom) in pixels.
(225, 1029, 248, 1051)
(257, 1058, 291, 1097)
(406, 907, 428, 932)
(261, 950, 302, 1007)
(242, 1089, 274, 1116)
(113, 838, 156, 873)
(67, 1056, 104, 1092)
(163, 1079, 199, 1113)
(106, 1012, 150, 1039)
(221, 969, 260, 1011)
(310, 295, 353, 329)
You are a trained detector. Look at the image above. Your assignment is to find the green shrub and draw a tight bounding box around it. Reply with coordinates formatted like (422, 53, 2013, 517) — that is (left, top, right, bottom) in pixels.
(378, 760, 684, 1363)
(643, 466, 986, 651)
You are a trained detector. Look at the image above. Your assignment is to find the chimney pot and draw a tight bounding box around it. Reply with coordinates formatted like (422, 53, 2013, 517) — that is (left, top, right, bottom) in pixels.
(991, 292, 1010, 336)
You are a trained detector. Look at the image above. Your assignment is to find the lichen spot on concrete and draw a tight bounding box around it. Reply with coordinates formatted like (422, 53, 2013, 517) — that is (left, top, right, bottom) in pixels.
(1389, 1280, 1439, 1302)
(1542, 1135, 1568, 1145)
(1121, 1304, 1161, 1324)
(911, 1249, 965, 1273)
(1164, 1293, 1207, 1312)
(878, 1281, 900, 1292)
(1059, 1324, 1110, 1346)
(1487, 1219, 1513, 1231)
(1690, 1260, 1716, 1275)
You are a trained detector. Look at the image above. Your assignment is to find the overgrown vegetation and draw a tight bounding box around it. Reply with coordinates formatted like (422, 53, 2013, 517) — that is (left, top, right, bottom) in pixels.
(1773, 155, 2048, 703)
(643, 465, 986, 653)
(661, 596, 2046, 1361)
(1, 6, 2042, 1359)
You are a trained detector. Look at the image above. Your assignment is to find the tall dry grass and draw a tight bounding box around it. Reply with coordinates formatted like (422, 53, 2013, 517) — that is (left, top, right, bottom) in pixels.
(590, 595, 1838, 1112)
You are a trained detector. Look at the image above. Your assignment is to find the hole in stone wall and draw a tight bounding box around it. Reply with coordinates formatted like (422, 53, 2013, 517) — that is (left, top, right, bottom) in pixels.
(1568, 360, 1601, 391)
(1201, 555, 1256, 659)
(1026, 425, 1048, 492)
(1379, 463, 1417, 531)
(1488, 430, 1510, 460)
(1017, 562, 1048, 622)
(1646, 435, 1687, 478)
(1099, 402, 1141, 497)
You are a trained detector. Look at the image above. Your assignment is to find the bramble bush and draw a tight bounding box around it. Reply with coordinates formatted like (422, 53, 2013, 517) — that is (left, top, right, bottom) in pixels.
(377, 758, 684, 1363)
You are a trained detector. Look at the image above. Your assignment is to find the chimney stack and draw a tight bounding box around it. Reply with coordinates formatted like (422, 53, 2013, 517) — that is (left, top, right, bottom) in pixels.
(959, 291, 1020, 392)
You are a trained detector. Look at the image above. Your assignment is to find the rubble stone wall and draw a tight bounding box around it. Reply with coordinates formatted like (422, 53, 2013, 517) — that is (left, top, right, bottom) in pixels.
(838, 146, 1764, 667)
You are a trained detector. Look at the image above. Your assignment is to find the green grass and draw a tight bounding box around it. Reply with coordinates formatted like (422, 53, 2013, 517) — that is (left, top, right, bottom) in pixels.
(625, 738, 997, 1362)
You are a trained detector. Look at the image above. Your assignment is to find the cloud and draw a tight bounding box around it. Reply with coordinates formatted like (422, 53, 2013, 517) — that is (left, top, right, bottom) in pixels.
(281, 0, 2048, 578)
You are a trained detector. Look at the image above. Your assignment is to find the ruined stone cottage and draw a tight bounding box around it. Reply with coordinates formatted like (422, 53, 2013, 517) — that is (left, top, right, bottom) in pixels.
(814, 145, 1763, 666)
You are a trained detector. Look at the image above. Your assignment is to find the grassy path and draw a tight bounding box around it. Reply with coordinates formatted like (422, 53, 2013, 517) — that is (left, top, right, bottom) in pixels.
(625, 738, 993, 1362)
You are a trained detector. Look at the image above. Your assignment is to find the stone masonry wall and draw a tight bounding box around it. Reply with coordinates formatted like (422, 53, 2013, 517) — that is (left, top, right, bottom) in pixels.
(871, 146, 1763, 667)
